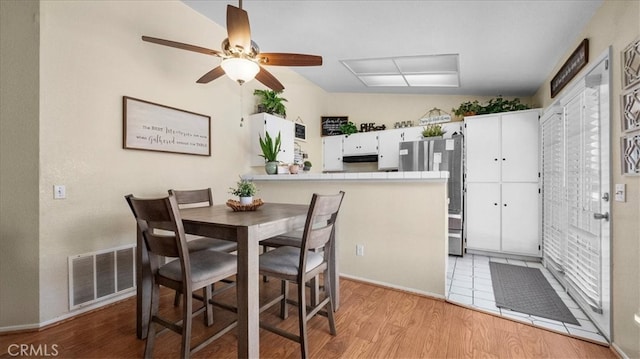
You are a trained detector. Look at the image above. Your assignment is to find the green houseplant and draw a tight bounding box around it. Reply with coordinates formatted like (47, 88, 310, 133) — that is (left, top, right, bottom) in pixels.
(452, 96, 530, 118)
(421, 124, 446, 138)
(303, 160, 312, 171)
(339, 121, 358, 135)
(229, 177, 258, 205)
(259, 131, 281, 175)
(254, 89, 287, 117)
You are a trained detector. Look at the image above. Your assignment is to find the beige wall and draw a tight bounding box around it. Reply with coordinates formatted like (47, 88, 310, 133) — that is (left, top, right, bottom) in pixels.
(255, 180, 449, 296)
(0, 0, 41, 327)
(532, 1, 640, 357)
(0, 0, 328, 327)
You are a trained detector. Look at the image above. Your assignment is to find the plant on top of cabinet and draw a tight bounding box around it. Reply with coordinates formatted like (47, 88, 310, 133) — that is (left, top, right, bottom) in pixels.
(453, 96, 530, 118)
(421, 124, 446, 138)
(254, 89, 287, 117)
(339, 121, 358, 135)
(259, 131, 281, 174)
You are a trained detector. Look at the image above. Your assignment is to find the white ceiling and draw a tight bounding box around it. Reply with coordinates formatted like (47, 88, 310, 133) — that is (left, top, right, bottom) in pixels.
(183, 0, 602, 96)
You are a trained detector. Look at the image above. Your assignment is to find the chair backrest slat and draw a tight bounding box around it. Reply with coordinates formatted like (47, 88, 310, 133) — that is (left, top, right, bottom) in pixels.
(169, 188, 213, 208)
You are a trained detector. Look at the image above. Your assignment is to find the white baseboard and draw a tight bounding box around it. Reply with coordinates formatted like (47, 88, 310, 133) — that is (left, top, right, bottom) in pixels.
(339, 273, 445, 300)
(0, 290, 135, 334)
(611, 342, 631, 359)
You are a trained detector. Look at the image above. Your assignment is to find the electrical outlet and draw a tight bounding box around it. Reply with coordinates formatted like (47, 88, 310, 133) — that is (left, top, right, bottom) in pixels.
(54, 185, 66, 199)
(356, 244, 364, 256)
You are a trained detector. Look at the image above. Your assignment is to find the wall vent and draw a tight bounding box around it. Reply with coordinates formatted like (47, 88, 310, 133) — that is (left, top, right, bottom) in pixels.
(68, 244, 136, 310)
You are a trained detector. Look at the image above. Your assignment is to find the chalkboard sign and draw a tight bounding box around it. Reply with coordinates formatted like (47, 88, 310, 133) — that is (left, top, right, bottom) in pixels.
(321, 116, 348, 136)
(294, 122, 306, 142)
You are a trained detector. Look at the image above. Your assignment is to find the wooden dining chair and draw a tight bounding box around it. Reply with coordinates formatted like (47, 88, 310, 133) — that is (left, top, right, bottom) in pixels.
(258, 191, 345, 359)
(125, 194, 237, 358)
(169, 188, 237, 306)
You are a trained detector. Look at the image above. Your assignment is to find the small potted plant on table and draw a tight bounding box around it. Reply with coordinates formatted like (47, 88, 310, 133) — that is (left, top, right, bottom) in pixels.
(229, 177, 258, 205)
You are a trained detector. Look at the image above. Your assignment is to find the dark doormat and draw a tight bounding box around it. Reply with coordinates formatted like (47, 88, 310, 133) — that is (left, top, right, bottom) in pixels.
(489, 262, 579, 325)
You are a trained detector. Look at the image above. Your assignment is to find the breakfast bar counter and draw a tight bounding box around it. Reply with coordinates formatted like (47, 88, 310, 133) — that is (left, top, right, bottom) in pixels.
(243, 171, 449, 299)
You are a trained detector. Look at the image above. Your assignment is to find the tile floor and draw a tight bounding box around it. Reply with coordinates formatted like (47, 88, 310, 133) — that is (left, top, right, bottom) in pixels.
(446, 254, 608, 344)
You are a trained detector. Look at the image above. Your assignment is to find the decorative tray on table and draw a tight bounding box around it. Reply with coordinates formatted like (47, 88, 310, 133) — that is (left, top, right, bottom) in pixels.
(226, 198, 264, 212)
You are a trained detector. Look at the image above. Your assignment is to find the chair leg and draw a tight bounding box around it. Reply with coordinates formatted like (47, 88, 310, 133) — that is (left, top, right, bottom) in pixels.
(144, 284, 160, 359)
(173, 290, 181, 307)
(180, 291, 193, 359)
(309, 275, 320, 307)
(323, 271, 337, 335)
(204, 286, 213, 326)
(280, 280, 289, 319)
(298, 280, 309, 359)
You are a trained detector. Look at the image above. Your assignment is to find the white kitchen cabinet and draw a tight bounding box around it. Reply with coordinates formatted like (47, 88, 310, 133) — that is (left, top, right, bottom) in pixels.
(322, 135, 344, 172)
(342, 132, 378, 156)
(249, 113, 294, 166)
(401, 126, 424, 142)
(377, 128, 404, 170)
(464, 109, 541, 257)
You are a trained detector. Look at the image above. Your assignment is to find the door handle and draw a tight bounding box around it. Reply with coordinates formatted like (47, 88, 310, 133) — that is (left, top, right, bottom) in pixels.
(593, 212, 609, 221)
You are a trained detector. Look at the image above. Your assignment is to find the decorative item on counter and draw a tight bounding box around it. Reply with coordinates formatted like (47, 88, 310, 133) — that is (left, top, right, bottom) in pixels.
(339, 121, 358, 135)
(289, 163, 300, 174)
(253, 89, 287, 117)
(303, 160, 312, 171)
(452, 96, 530, 119)
(259, 131, 281, 175)
(418, 107, 452, 126)
(277, 163, 291, 174)
(422, 123, 446, 138)
(228, 176, 258, 205)
(226, 198, 264, 212)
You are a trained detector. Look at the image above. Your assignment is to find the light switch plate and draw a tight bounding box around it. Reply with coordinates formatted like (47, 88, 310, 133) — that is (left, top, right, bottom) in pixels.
(54, 185, 66, 199)
(615, 183, 626, 202)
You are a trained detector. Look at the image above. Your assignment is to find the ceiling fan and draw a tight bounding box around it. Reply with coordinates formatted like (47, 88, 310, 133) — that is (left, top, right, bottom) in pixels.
(142, 0, 322, 92)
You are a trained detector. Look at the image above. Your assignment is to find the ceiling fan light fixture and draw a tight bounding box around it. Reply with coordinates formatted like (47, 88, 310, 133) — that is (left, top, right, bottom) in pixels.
(221, 57, 260, 84)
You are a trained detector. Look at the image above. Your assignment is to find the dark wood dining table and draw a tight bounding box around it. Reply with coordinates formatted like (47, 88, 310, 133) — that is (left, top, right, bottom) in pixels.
(135, 202, 340, 358)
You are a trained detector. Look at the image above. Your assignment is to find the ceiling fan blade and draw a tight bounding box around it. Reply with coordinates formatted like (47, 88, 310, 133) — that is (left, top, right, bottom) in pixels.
(226, 5, 251, 51)
(258, 53, 323, 66)
(255, 66, 285, 92)
(196, 66, 226, 84)
(141, 36, 222, 56)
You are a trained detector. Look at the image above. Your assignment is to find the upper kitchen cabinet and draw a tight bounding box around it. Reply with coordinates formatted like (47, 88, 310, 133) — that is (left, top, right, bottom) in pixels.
(322, 135, 344, 172)
(465, 109, 540, 182)
(342, 132, 378, 157)
(249, 113, 294, 166)
(377, 128, 404, 170)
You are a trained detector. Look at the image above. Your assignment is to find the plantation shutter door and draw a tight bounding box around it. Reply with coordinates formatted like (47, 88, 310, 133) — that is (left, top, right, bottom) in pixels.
(541, 110, 566, 270)
(564, 88, 603, 311)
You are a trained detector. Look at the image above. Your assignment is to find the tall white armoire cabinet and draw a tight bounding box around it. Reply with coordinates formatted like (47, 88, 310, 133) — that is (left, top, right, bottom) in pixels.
(249, 113, 294, 166)
(464, 109, 541, 257)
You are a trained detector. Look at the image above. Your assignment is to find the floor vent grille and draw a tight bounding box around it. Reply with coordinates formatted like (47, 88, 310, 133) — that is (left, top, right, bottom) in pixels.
(68, 245, 136, 310)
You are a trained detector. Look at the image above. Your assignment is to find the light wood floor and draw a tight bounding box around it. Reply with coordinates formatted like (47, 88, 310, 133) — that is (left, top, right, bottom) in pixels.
(0, 278, 616, 358)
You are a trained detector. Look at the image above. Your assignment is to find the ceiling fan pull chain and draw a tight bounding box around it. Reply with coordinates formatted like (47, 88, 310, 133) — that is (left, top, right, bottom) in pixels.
(239, 84, 244, 127)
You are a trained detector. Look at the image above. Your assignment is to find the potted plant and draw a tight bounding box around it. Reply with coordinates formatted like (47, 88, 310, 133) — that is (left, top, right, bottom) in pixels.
(452, 100, 482, 118)
(452, 96, 531, 119)
(422, 124, 446, 138)
(229, 177, 258, 205)
(339, 121, 358, 135)
(303, 160, 312, 171)
(259, 131, 281, 175)
(254, 89, 287, 117)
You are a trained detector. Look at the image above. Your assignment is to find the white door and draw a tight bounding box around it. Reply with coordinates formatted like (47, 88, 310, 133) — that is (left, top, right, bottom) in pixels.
(541, 53, 611, 338)
(501, 111, 540, 182)
(501, 182, 540, 255)
(322, 135, 343, 172)
(378, 129, 403, 170)
(465, 115, 501, 182)
(465, 182, 501, 251)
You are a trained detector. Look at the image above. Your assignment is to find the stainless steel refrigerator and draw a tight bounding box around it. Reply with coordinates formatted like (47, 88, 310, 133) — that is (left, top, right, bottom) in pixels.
(398, 135, 464, 256)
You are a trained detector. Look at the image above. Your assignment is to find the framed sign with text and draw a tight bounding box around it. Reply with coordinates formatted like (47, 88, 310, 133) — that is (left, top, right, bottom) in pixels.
(123, 96, 211, 156)
(551, 39, 589, 98)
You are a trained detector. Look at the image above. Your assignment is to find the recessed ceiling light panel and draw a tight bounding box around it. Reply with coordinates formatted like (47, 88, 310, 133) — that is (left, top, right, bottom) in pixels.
(359, 75, 408, 87)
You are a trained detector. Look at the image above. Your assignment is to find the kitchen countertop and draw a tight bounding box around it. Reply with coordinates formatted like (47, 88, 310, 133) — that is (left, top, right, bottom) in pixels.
(243, 171, 449, 181)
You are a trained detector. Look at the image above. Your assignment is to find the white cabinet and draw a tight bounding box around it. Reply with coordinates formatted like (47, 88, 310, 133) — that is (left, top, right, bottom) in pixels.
(322, 135, 344, 172)
(342, 132, 378, 156)
(249, 113, 294, 166)
(377, 129, 404, 170)
(465, 109, 541, 257)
